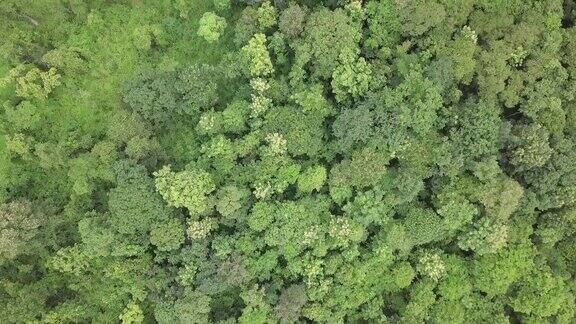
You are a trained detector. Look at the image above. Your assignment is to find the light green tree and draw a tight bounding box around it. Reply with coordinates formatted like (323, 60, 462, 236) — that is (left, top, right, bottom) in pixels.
(154, 165, 215, 215)
(242, 33, 274, 76)
(198, 12, 227, 43)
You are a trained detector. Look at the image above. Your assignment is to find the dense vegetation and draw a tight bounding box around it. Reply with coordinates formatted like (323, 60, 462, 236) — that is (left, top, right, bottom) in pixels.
(1, 0, 576, 322)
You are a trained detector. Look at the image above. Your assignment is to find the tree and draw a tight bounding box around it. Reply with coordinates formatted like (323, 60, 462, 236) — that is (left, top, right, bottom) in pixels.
(332, 105, 374, 153)
(68, 145, 117, 198)
(3, 101, 41, 132)
(436, 196, 478, 233)
(174, 289, 212, 323)
(401, 280, 437, 322)
(472, 243, 534, 296)
(247, 201, 275, 232)
(234, 6, 259, 46)
(132, 24, 167, 51)
(239, 285, 274, 323)
(123, 64, 220, 127)
(510, 268, 572, 318)
(175, 64, 221, 115)
(221, 100, 250, 134)
(125, 136, 165, 168)
(257, 1, 277, 30)
(450, 100, 502, 164)
(430, 299, 465, 324)
(242, 33, 274, 77)
(397, 0, 446, 36)
(478, 175, 524, 221)
(198, 12, 227, 43)
(122, 69, 180, 127)
(214, 0, 231, 12)
(329, 147, 390, 204)
(119, 301, 144, 324)
(291, 83, 332, 117)
(41, 46, 87, 75)
(262, 198, 332, 259)
(458, 217, 508, 255)
(417, 251, 446, 282)
(437, 255, 472, 301)
(275, 284, 307, 323)
(507, 122, 552, 172)
(154, 165, 215, 216)
(216, 185, 250, 220)
(301, 8, 361, 78)
(149, 218, 185, 251)
(328, 147, 390, 203)
(264, 105, 326, 158)
(0, 64, 61, 99)
(402, 207, 446, 247)
(199, 135, 238, 174)
(520, 136, 576, 211)
(0, 199, 41, 260)
(364, 0, 402, 51)
(108, 161, 170, 236)
(331, 48, 373, 102)
(297, 165, 326, 195)
(376, 68, 443, 141)
(342, 186, 395, 226)
(439, 25, 478, 84)
(106, 110, 152, 145)
(278, 3, 307, 39)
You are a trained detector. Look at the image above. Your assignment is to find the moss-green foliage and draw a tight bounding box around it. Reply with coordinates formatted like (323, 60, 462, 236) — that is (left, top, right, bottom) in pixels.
(197, 12, 227, 43)
(1, 0, 576, 323)
(150, 218, 185, 252)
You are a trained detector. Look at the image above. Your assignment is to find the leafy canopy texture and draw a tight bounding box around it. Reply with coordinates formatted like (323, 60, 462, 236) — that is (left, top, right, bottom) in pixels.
(1, 0, 576, 323)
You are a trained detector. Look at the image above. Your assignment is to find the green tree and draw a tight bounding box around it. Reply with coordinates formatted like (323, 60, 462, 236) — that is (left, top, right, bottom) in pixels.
(507, 122, 552, 172)
(242, 33, 274, 77)
(122, 69, 180, 127)
(108, 161, 170, 235)
(257, 1, 277, 30)
(297, 165, 326, 195)
(149, 218, 185, 251)
(214, 0, 231, 11)
(278, 3, 307, 38)
(403, 207, 446, 247)
(275, 284, 307, 323)
(472, 243, 534, 296)
(458, 217, 508, 255)
(174, 289, 212, 323)
(331, 48, 373, 102)
(301, 8, 361, 78)
(0, 199, 41, 260)
(154, 165, 215, 216)
(216, 185, 250, 220)
(364, 0, 402, 51)
(175, 64, 221, 115)
(264, 105, 326, 157)
(3, 101, 41, 132)
(0, 64, 61, 99)
(198, 12, 227, 43)
(510, 268, 572, 318)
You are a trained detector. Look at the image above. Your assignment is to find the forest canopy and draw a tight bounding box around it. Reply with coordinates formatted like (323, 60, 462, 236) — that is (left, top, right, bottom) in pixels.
(1, 0, 576, 323)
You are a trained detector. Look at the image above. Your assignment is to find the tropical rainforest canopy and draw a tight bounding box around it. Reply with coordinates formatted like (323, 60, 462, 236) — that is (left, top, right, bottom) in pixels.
(1, 0, 576, 323)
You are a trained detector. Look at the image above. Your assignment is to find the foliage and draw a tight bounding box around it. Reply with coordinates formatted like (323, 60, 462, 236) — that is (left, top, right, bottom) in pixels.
(154, 165, 215, 216)
(0, 200, 41, 259)
(300, 7, 361, 79)
(1, 1, 576, 323)
(242, 33, 274, 77)
(198, 12, 227, 43)
(149, 218, 185, 251)
(331, 48, 373, 102)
